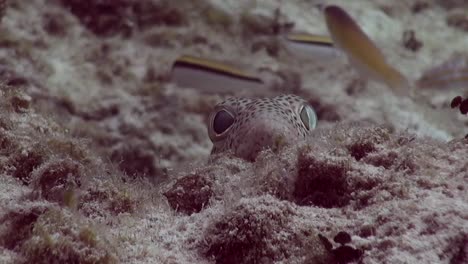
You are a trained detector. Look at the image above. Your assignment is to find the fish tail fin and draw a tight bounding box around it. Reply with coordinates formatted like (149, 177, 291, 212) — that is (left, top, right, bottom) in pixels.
(384, 65, 412, 96)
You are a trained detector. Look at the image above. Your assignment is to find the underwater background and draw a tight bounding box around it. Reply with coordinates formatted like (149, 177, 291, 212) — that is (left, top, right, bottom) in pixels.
(0, 0, 467, 263)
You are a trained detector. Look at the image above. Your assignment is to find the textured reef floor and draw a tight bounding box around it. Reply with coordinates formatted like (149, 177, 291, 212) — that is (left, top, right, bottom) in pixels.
(0, 0, 467, 263)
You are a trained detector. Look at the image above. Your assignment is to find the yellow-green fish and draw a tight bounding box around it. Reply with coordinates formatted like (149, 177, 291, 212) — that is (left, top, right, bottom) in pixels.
(324, 5, 409, 96)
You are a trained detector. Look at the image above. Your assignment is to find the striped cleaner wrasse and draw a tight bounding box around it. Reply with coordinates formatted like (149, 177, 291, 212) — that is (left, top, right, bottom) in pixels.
(170, 55, 268, 95)
(281, 33, 340, 60)
(323, 5, 410, 96)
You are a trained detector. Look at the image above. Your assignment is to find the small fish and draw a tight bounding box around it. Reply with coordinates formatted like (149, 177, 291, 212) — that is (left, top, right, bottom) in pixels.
(323, 5, 409, 96)
(282, 33, 339, 59)
(170, 55, 266, 94)
(417, 54, 468, 91)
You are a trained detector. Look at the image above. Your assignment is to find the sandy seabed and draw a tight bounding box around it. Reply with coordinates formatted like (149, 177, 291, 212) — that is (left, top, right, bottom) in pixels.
(0, 0, 467, 263)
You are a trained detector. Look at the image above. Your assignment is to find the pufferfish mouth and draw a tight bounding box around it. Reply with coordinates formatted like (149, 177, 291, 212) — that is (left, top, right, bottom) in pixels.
(233, 119, 303, 161)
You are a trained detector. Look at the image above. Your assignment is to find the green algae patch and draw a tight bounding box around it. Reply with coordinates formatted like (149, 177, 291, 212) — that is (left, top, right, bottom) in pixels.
(21, 209, 118, 264)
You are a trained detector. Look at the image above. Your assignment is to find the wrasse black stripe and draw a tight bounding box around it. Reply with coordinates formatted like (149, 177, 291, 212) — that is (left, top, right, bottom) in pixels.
(172, 59, 263, 84)
(286, 34, 334, 47)
(287, 39, 333, 47)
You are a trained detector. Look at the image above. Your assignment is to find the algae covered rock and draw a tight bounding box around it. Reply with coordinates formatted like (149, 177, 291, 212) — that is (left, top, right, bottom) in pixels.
(202, 195, 332, 264)
(21, 209, 117, 264)
(164, 174, 213, 215)
(61, 0, 186, 36)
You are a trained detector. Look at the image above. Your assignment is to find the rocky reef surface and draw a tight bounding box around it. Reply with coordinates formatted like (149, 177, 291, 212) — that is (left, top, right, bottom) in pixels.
(0, 0, 466, 263)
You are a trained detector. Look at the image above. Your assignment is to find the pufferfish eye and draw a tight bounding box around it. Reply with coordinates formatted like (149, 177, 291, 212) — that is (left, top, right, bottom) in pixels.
(209, 108, 235, 142)
(299, 104, 317, 130)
